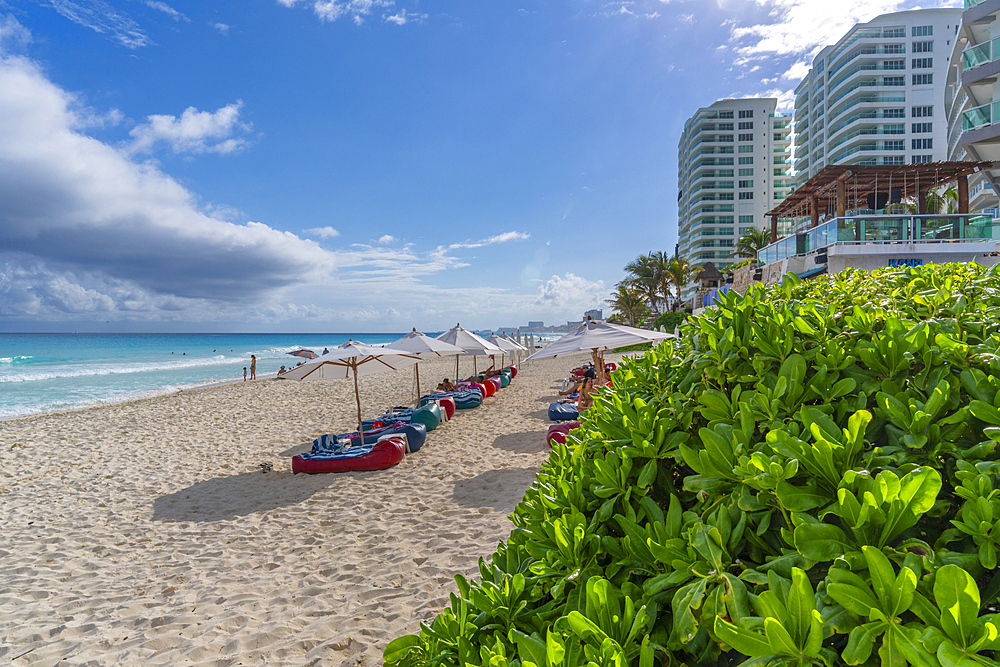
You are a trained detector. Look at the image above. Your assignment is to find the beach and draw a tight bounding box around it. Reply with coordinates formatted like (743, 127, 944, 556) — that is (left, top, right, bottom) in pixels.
(0, 353, 603, 666)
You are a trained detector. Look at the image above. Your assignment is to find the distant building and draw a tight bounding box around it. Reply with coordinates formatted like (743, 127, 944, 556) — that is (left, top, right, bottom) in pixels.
(526, 321, 544, 330)
(583, 309, 603, 320)
(792, 8, 961, 189)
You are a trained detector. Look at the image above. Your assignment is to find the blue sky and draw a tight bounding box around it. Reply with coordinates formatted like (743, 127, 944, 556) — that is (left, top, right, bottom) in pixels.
(0, 0, 959, 332)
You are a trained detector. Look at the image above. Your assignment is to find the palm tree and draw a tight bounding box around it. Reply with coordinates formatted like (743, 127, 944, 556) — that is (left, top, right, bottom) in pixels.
(665, 257, 697, 309)
(730, 227, 772, 259)
(924, 185, 958, 214)
(606, 282, 650, 328)
(624, 253, 661, 316)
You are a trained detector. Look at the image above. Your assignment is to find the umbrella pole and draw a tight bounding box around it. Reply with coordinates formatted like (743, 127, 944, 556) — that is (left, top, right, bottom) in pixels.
(415, 364, 421, 407)
(474, 356, 477, 376)
(456, 355, 459, 382)
(353, 363, 363, 435)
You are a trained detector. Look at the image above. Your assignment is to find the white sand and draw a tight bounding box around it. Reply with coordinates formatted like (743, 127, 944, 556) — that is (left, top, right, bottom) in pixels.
(0, 354, 606, 666)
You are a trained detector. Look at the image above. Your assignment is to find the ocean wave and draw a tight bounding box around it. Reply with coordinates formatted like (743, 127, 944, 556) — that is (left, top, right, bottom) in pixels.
(0, 384, 183, 421)
(0, 354, 243, 384)
(0, 355, 34, 363)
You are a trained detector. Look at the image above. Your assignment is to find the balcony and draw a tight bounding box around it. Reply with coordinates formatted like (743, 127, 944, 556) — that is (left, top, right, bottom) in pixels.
(831, 141, 904, 163)
(757, 215, 998, 265)
(962, 37, 1000, 71)
(829, 62, 905, 97)
(962, 101, 1000, 131)
(828, 126, 904, 152)
(829, 44, 906, 78)
(967, 0, 988, 7)
(829, 95, 907, 123)
(829, 78, 905, 108)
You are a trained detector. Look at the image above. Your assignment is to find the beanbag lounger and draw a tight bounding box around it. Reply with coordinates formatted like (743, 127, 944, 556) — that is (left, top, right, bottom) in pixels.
(358, 422, 427, 451)
(498, 373, 510, 388)
(353, 421, 428, 452)
(477, 381, 495, 398)
(605, 362, 617, 372)
(487, 377, 501, 392)
(293, 434, 406, 474)
(548, 402, 579, 422)
(364, 404, 441, 432)
(547, 421, 581, 447)
(436, 396, 456, 419)
(505, 366, 517, 378)
(421, 390, 482, 409)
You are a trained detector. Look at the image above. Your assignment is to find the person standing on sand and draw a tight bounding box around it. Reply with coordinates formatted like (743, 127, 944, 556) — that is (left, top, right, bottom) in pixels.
(250, 355, 256, 380)
(243, 367, 247, 381)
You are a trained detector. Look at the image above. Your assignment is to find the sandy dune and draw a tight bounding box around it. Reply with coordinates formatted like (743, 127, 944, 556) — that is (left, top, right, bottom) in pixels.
(0, 354, 595, 666)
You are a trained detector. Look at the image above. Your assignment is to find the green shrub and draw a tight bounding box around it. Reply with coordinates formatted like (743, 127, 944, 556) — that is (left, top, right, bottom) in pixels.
(384, 263, 1000, 667)
(651, 312, 687, 333)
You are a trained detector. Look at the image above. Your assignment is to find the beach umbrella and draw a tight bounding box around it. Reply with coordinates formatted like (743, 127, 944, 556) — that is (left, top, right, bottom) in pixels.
(486, 333, 521, 368)
(436, 323, 502, 379)
(500, 333, 527, 365)
(523, 320, 672, 384)
(288, 349, 319, 359)
(280, 340, 420, 434)
(385, 328, 465, 405)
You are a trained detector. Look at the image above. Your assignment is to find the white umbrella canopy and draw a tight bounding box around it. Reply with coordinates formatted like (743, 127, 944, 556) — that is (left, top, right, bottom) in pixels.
(524, 320, 672, 383)
(280, 340, 421, 433)
(502, 333, 527, 365)
(385, 328, 466, 404)
(487, 333, 523, 368)
(436, 324, 502, 378)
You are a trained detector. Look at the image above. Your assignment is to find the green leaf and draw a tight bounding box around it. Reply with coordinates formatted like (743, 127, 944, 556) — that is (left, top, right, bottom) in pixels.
(786, 567, 814, 645)
(764, 617, 798, 655)
(713, 617, 773, 658)
(843, 623, 878, 665)
(793, 521, 852, 561)
(934, 565, 981, 646)
(511, 630, 548, 667)
(971, 400, 1000, 426)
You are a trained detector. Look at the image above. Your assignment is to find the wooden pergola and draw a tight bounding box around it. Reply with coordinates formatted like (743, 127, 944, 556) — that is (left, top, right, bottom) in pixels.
(764, 161, 994, 243)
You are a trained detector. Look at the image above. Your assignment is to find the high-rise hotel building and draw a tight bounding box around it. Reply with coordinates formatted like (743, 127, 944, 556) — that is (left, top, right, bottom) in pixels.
(792, 8, 962, 189)
(676, 98, 792, 272)
(945, 0, 1000, 219)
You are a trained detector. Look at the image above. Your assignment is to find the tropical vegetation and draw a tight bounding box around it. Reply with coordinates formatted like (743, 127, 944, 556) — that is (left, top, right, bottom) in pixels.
(605, 284, 650, 328)
(385, 262, 1000, 667)
(730, 227, 772, 259)
(613, 252, 697, 320)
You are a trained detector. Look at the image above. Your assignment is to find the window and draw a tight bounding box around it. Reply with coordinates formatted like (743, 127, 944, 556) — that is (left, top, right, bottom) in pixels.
(739, 216, 753, 225)
(884, 124, 904, 133)
(719, 111, 734, 119)
(912, 73, 933, 85)
(718, 134, 734, 142)
(739, 227, 754, 235)
(773, 133, 784, 141)
(885, 108, 906, 118)
(912, 138, 933, 150)
(912, 41, 933, 53)
(884, 59, 905, 70)
(719, 216, 734, 224)
(738, 121, 754, 130)
(911, 122, 932, 133)
(738, 180, 753, 188)
(774, 168, 785, 176)
(885, 140, 905, 150)
(738, 145, 754, 153)
(884, 76, 905, 86)
(912, 106, 933, 117)
(719, 239, 735, 247)
(883, 27, 905, 38)
(738, 156, 753, 165)
(773, 157, 785, 164)
(912, 154, 932, 164)
(739, 192, 754, 200)
(738, 133, 753, 141)
(912, 25, 932, 37)
(718, 123, 734, 130)
(912, 58, 932, 69)
(884, 44, 906, 54)
(884, 156, 905, 165)
(738, 110, 753, 118)
(738, 168, 754, 176)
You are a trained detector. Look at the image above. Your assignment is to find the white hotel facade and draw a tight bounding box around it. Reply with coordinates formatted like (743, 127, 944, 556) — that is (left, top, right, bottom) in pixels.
(676, 98, 792, 273)
(792, 8, 962, 189)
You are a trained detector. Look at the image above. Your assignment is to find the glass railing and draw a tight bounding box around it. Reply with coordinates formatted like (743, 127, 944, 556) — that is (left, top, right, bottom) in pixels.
(962, 101, 1000, 131)
(967, 0, 988, 8)
(757, 215, 997, 264)
(830, 95, 906, 122)
(963, 40, 995, 70)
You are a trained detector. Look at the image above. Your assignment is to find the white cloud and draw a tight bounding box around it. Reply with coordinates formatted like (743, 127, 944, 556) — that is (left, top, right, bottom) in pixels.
(45, 0, 151, 48)
(0, 14, 32, 52)
(127, 101, 252, 155)
(0, 24, 334, 317)
(384, 9, 426, 25)
(447, 231, 530, 250)
(535, 273, 607, 313)
(145, 1, 189, 22)
(213, 22, 230, 35)
(306, 226, 341, 238)
(377, 234, 396, 244)
(278, 0, 397, 25)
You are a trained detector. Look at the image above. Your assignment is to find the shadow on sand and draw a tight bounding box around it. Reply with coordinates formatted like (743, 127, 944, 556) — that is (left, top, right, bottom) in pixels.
(451, 467, 541, 512)
(491, 430, 549, 455)
(152, 470, 339, 523)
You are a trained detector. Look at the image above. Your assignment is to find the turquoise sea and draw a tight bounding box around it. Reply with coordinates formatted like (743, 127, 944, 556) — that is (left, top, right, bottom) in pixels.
(0, 333, 412, 421)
